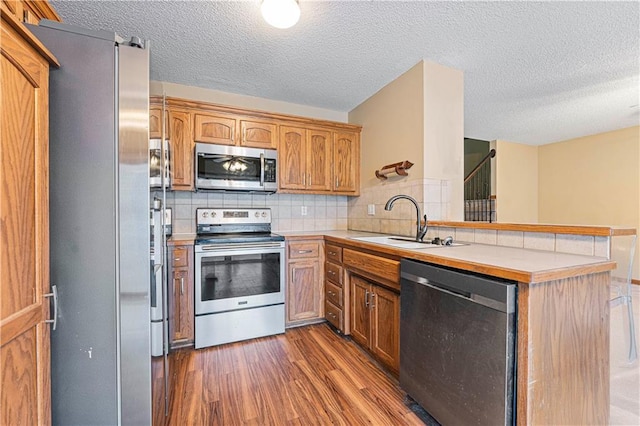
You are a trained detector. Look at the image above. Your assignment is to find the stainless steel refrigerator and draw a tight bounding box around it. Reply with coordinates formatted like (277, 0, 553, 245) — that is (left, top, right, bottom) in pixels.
(28, 21, 152, 425)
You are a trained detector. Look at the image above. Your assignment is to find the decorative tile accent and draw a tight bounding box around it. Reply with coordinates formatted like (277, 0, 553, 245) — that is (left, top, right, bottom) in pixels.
(555, 234, 595, 256)
(497, 231, 524, 248)
(523, 232, 555, 251)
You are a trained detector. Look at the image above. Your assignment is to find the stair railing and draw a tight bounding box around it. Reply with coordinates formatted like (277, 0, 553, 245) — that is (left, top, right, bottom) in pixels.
(464, 149, 496, 222)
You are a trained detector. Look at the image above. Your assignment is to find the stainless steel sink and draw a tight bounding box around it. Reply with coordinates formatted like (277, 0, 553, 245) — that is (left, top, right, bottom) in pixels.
(349, 235, 467, 249)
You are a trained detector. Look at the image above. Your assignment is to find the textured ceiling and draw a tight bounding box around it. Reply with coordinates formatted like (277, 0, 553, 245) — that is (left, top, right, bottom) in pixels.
(51, 0, 639, 145)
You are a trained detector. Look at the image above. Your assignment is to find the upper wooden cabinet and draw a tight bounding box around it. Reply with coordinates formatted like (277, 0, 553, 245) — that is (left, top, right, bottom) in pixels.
(2, 0, 60, 24)
(167, 109, 193, 190)
(194, 113, 236, 145)
(279, 126, 354, 194)
(149, 97, 361, 192)
(333, 131, 359, 193)
(240, 119, 277, 149)
(280, 126, 332, 191)
(194, 114, 277, 149)
(149, 106, 162, 139)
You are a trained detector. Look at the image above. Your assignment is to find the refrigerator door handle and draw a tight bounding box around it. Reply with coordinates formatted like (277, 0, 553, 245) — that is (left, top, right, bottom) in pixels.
(44, 285, 58, 331)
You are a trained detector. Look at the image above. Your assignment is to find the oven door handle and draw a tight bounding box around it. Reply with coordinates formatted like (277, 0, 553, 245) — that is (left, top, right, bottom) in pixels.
(198, 242, 284, 251)
(260, 153, 265, 187)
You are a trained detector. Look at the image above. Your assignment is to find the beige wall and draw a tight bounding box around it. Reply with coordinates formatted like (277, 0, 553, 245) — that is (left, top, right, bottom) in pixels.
(150, 81, 347, 123)
(495, 140, 539, 223)
(423, 62, 464, 220)
(538, 126, 640, 278)
(348, 62, 425, 189)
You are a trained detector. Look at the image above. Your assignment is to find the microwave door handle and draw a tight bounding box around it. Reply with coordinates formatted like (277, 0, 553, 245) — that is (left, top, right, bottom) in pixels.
(260, 153, 265, 187)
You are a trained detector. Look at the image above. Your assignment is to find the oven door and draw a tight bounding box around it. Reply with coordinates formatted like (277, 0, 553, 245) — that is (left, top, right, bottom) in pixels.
(195, 242, 285, 315)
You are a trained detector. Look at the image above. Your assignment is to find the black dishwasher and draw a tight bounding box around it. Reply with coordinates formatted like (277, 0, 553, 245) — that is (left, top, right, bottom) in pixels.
(400, 259, 517, 426)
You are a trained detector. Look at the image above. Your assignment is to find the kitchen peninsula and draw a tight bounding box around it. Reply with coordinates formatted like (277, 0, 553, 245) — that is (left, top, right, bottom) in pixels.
(280, 223, 624, 426)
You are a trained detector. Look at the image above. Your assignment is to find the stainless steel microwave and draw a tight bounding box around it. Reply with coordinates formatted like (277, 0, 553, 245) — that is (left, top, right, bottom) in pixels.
(195, 143, 277, 192)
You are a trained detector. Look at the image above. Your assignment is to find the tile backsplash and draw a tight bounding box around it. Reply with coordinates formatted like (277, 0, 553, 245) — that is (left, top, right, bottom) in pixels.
(158, 191, 348, 234)
(348, 178, 451, 237)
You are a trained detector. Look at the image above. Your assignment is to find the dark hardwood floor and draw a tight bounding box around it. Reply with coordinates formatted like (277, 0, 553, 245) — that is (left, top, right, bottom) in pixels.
(152, 324, 424, 425)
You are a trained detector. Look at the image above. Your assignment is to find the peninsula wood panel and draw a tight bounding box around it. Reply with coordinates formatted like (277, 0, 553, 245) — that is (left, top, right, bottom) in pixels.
(168, 109, 193, 190)
(1, 12, 53, 425)
(517, 272, 610, 425)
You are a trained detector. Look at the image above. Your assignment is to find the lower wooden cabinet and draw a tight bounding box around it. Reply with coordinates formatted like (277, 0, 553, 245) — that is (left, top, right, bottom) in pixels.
(286, 239, 324, 326)
(350, 275, 400, 374)
(168, 243, 194, 348)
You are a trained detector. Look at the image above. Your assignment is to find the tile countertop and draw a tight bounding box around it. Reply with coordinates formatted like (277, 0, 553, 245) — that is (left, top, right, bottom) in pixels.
(279, 230, 616, 284)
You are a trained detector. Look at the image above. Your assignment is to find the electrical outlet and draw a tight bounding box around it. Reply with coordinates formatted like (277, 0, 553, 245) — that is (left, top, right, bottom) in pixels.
(367, 204, 375, 215)
(301, 206, 308, 216)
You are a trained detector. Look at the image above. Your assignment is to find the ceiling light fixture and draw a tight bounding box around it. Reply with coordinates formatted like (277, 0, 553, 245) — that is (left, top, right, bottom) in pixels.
(261, 0, 300, 29)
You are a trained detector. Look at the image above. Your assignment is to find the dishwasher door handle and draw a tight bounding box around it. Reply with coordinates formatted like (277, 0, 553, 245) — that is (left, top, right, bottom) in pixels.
(402, 272, 511, 313)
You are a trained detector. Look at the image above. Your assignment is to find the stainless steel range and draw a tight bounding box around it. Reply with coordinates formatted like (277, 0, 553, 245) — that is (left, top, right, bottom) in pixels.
(194, 208, 285, 349)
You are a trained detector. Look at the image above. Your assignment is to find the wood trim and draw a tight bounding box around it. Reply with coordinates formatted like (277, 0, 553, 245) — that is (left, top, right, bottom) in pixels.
(1, 5, 58, 66)
(25, 0, 61, 21)
(0, 304, 43, 346)
(429, 220, 636, 237)
(165, 96, 361, 132)
(632, 278, 640, 286)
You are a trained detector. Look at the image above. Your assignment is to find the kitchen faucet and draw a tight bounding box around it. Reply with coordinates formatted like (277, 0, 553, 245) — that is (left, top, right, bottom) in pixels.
(384, 194, 428, 242)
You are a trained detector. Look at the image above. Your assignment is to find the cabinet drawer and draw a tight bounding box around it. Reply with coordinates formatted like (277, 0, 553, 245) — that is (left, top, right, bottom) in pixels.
(325, 261, 343, 285)
(172, 247, 189, 267)
(325, 281, 342, 307)
(325, 244, 342, 263)
(288, 241, 321, 259)
(343, 249, 399, 284)
(325, 300, 343, 330)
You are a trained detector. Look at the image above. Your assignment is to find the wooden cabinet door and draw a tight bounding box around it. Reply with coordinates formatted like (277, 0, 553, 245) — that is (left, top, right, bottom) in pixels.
(149, 106, 162, 139)
(306, 129, 332, 191)
(240, 119, 277, 149)
(1, 15, 51, 425)
(171, 268, 194, 343)
(193, 113, 236, 145)
(350, 276, 370, 348)
(333, 131, 359, 193)
(371, 285, 400, 373)
(168, 109, 193, 190)
(279, 126, 306, 190)
(287, 260, 322, 323)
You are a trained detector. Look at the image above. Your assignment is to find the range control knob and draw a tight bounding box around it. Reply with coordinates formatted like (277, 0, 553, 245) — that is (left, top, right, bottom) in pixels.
(261, 212, 267, 217)
(212, 211, 216, 217)
(202, 211, 209, 218)
(255, 212, 260, 217)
